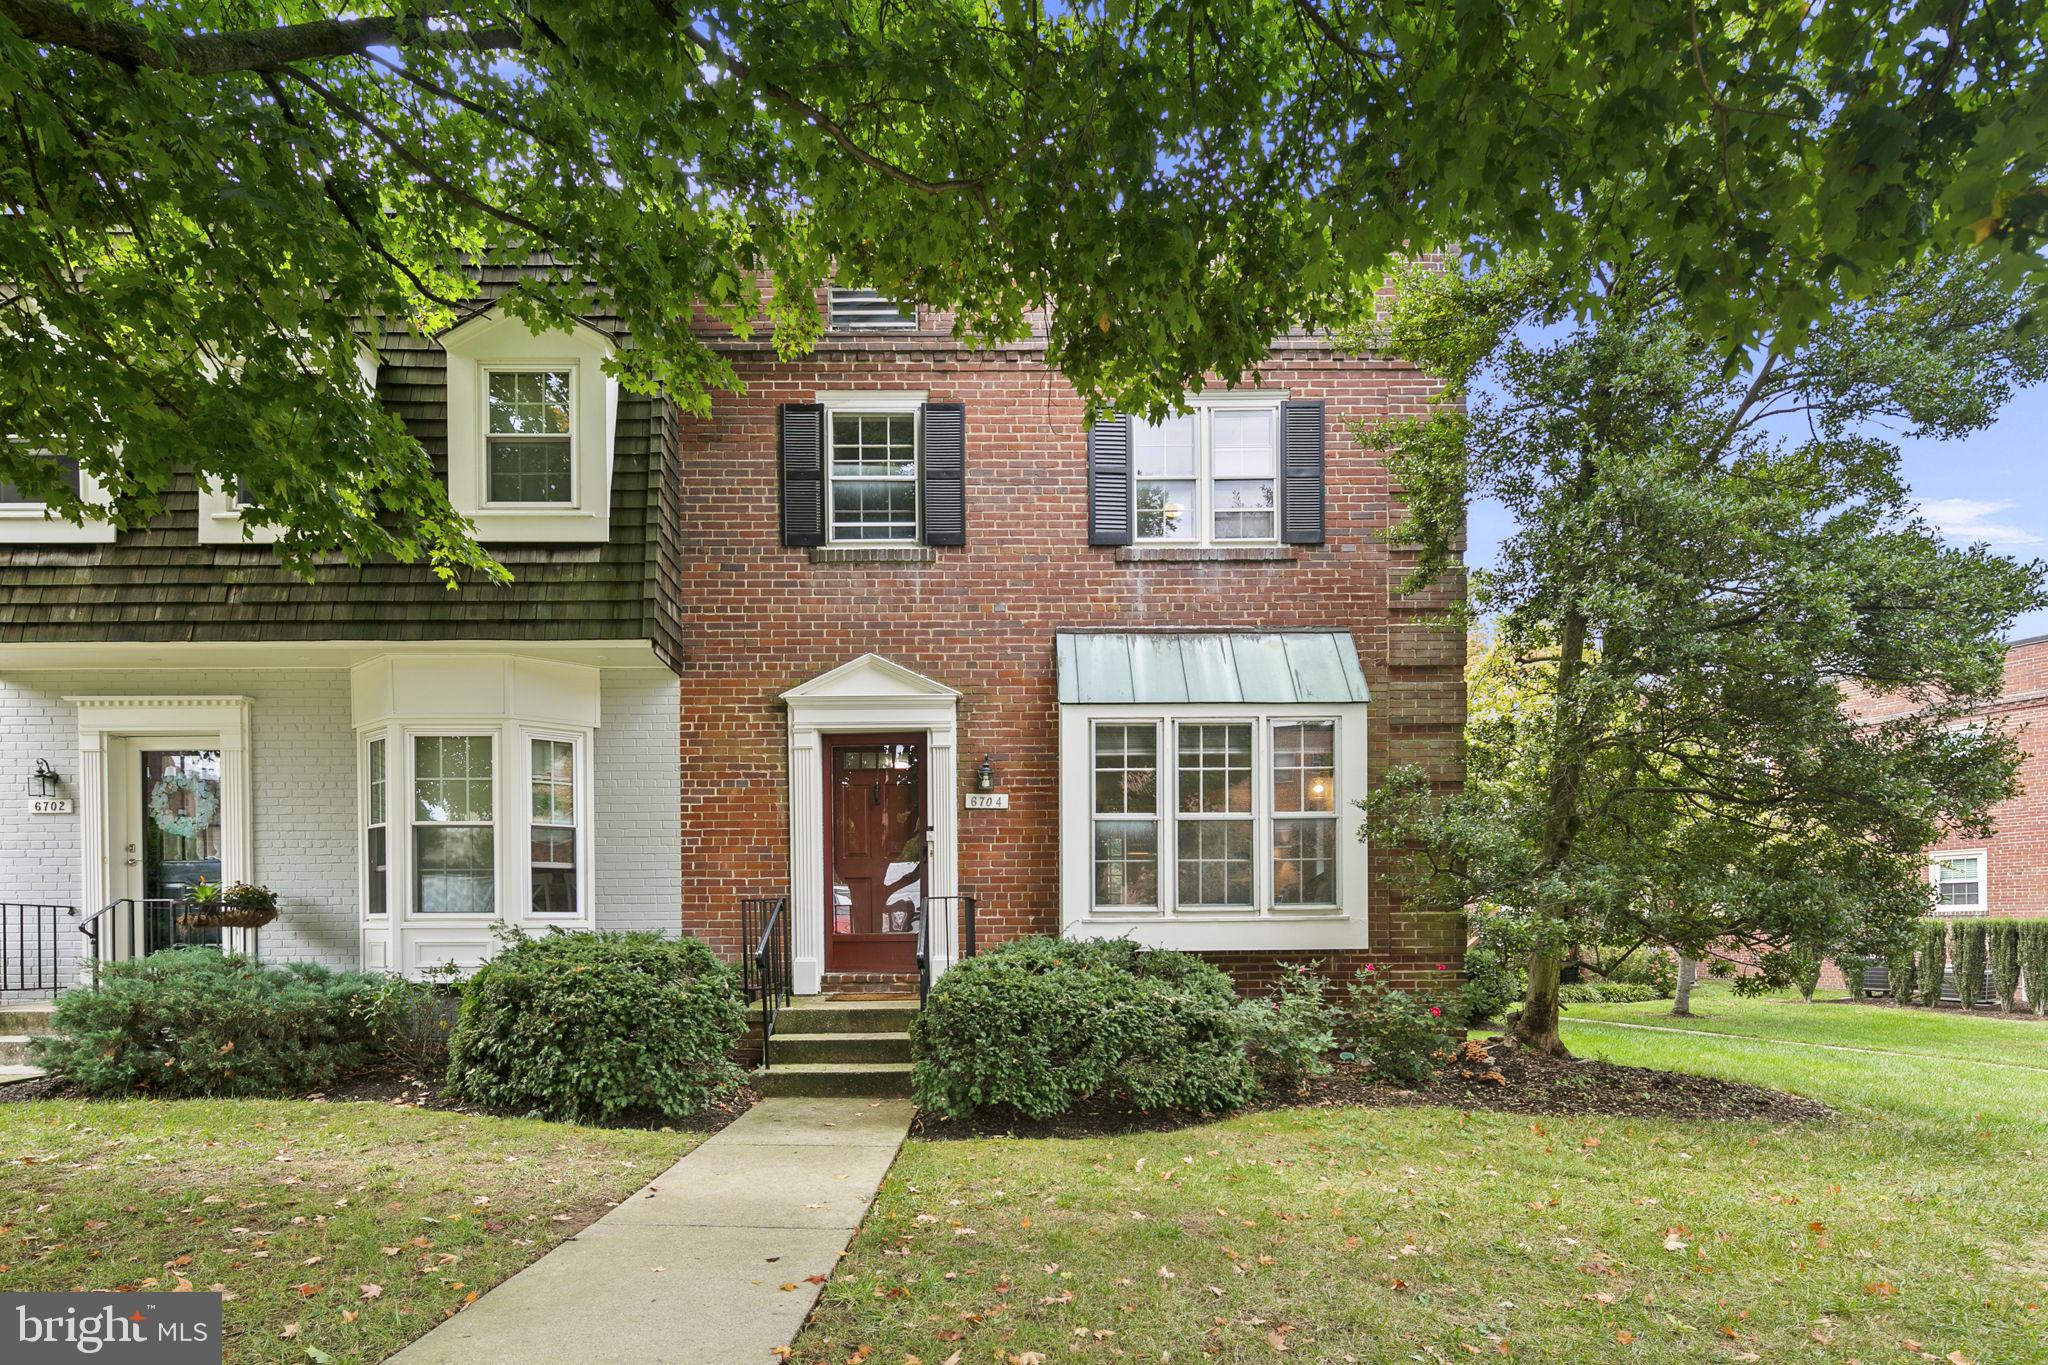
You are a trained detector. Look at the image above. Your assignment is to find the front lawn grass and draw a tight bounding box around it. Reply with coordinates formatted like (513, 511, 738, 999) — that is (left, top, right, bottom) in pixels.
(1563, 980, 2048, 1068)
(0, 1098, 696, 1364)
(796, 984, 2048, 1363)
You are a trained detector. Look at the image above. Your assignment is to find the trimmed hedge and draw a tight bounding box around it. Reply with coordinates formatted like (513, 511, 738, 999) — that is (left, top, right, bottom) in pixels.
(30, 949, 394, 1097)
(2025, 922, 2048, 1017)
(1953, 920, 1987, 1011)
(909, 937, 1258, 1119)
(1558, 981, 1662, 1004)
(1919, 921, 1949, 1008)
(1990, 923, 2022, 1012)
(445, 930, 744, 1124)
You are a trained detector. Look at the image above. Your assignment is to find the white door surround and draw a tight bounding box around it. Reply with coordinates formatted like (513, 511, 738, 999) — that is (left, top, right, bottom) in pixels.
(782, 654, 960, 995)
(68, 695, 253, 959)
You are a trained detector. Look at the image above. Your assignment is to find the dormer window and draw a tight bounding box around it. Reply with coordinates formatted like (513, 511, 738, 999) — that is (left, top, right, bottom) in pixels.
(485, 369, 574, 504)
(0, 447, 117, 545)
(440, 309, 619, 544)
(198, 343, 380, 545)
(829, 288, 916, 331)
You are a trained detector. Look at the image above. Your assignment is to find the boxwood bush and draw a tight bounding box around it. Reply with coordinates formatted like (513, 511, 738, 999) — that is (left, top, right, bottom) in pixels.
(31, 949, 392, 1097)
(909, 937, 1258, 1120)
(445, 931, 744, 1124)
(1557, 981, 1663, 1004)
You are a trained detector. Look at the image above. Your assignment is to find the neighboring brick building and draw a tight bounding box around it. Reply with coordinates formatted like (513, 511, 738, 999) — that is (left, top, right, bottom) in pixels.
(1849, 633, 2048, 920)
(671, 294, 1466, 994)
(0, 279, 1466, 998)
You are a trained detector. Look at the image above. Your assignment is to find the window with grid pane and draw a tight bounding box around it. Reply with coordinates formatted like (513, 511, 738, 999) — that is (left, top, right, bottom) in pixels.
(531, 738, 577, 915)
(365, 737, 388, 916)
(828, 411, 918, 541)
(1093, 723, 1159, 908)
(486, 370, 573, 503)
(1132, 405, 1277, 545)
(1272, 720, 1337, 905)
(414, 735, 494, 914)
(0, 452, 82, 506)
(1176, 723, 1254, 906)
(1934, 854, 1983, 909)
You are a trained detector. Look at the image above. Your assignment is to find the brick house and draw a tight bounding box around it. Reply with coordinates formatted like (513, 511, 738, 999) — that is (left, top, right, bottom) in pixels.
(0, 282, 1465, 1000)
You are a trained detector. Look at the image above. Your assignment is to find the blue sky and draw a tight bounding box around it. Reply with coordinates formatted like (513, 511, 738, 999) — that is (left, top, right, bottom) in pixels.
(1465, 382, 2048, 641)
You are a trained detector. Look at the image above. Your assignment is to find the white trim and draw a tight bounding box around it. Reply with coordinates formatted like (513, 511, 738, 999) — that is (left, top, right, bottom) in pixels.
(68, 696, 253, 964)
(782, 654, 959, 993)
(1059, 699, 1367, 952)
(1929, 848, 1988, 915)
(441, 309, 618, 543)
(1, 637, 666, 672)
(820, 391, 926, 547)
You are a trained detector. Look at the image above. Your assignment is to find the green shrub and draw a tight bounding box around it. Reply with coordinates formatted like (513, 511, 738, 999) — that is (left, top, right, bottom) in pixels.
(1886, 939, 1920, 1005)
(2023, 922, 2048, 1016)
(1990, 923, 2023, 1012)
(1919, 921, 1949, 1007)
(1953, 920, 1987, 1010)
(445, 931, 744, 1124)
(31, 949, 389, 1097)
(1792, 946, 1824, 1002)
(1458, 941, 1526, 1026)
(910, 937, 1258, 1120)
(355, 972, 458, 1073)
(1235, 964, 1338, 1091)
(1557, 981, 1662, 1004)
(1339, 967, 1453, 1087)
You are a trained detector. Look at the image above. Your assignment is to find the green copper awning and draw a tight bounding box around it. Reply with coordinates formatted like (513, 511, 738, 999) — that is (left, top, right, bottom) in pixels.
(1054, 632, 1370, 705)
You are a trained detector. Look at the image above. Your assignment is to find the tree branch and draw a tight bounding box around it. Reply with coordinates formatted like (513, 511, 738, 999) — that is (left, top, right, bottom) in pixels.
(0, 0, 520, 76)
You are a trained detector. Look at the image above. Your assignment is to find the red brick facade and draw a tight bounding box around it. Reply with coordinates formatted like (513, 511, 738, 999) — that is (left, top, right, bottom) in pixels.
(669, 322, 1467, 991)
(1850, 635, 2048, 918)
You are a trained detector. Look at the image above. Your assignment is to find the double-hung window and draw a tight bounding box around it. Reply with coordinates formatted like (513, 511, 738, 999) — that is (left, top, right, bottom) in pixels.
(413, 735, 496, 915)
(0, 447, 115, 545)
(529, 737, 579, 915)
(485, 369, 575, 504)
(364, 737, 388, 916)
(1931, 851, 1986, 913)
(828, 406, 920, 542)
(1134, 401, 1279, 544)
(1092, 724, 1161, 909)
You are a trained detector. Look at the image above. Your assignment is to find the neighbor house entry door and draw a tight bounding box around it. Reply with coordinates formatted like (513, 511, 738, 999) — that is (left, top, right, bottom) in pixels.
(824, 734, 926, 974)
(114, 737, 225, 956)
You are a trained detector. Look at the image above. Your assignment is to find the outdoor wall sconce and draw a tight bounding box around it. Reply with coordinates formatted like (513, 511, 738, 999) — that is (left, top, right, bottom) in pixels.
(976, 754, 997, 793)
(29, 758, 60, 797)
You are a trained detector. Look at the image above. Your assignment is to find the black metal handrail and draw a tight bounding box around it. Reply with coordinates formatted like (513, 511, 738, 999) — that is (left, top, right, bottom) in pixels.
(1, 902, 70, 999)
(739, 895, 792, 1068)
(74, 899, 259, 986)
(917, 893, 978, 1007)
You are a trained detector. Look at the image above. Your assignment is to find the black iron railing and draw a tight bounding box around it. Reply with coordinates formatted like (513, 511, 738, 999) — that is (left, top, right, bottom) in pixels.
(1, 902, 69, 999)
(739, 895, 792, 1068)
(917, 893, 978, 1007)
(74, 899, 260, 986)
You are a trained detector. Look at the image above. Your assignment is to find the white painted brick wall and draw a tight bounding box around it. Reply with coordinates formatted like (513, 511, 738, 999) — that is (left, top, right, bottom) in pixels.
(593, 668, 682, 933)
(1, 662, 682, 980)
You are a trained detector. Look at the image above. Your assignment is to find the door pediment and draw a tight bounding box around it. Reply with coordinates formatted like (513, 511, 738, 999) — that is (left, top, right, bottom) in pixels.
(781, 653, 960, 704)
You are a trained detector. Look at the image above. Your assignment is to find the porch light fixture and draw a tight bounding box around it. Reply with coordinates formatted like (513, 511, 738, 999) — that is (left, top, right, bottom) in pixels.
(975, 754, 996, 793)
(29, 758, 59, 797)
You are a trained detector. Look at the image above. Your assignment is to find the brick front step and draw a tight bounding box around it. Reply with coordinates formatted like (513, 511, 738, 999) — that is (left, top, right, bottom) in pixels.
(751, 1062, 912, 1099)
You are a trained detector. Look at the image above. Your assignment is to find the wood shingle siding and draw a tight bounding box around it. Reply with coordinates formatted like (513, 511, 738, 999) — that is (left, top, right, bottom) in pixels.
(0, 270, 682, 670)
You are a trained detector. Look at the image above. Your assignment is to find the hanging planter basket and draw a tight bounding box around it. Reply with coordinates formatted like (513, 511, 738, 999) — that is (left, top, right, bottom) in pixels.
(177, 882, 279, 931)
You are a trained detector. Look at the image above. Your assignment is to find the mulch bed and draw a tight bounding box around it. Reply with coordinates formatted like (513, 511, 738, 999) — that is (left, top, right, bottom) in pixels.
(0, 1066, 759, 1135)
(912, 1035, 1831, 1140)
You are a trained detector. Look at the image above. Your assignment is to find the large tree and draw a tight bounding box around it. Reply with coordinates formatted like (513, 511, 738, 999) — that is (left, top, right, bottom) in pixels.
(1367, 250, 2047, 1056)
(1, 1, 2044, 577)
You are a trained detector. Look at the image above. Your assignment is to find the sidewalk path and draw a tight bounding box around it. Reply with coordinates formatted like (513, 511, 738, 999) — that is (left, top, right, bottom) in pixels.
(387, 1096, 915, 1365)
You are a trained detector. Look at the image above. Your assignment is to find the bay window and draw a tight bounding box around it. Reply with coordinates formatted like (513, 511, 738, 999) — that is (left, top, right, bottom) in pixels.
(365, 737, 388, 916)
(1092, 723, 1160, 909)
(529, 737, 579, 915)
(413, 735, 496, 914)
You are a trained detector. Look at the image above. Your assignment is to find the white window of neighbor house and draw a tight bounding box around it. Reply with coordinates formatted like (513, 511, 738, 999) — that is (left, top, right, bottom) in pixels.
(1134, 399, 1280, 545)
(0, 447, 118, 545)
(1931, 851, 1986, 913)
(485, 369, 575, 505)
(528, 735, 579, 915)
(413, 734, 496, 915)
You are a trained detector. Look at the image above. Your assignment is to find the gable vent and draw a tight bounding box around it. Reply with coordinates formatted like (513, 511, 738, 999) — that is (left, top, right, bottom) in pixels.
(828, 288, 916, 331)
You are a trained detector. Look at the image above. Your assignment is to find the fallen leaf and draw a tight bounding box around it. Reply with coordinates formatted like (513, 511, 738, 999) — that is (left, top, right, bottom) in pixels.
(1615, 1331, 1633, 1345)
(360, 1283, 383, 1300)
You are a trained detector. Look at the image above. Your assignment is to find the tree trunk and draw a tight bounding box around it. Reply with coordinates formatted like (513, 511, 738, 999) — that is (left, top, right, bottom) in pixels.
(1672, 956, 1697, 1016)
(1513, 949, 1569, 1055)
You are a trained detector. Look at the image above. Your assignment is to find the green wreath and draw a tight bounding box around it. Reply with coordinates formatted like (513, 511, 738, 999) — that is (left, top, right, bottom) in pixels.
(148, 768, 218, 840)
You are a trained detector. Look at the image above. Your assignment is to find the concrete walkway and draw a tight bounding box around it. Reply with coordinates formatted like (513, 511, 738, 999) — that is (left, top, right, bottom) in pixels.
(387, 1096, 915, 1365)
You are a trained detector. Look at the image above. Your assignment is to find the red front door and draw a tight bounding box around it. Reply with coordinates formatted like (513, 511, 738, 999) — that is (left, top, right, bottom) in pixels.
(826, 735, 926, 973)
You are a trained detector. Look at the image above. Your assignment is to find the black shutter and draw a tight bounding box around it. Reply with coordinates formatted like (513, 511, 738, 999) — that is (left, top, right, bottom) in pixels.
(779, 402, 826, 547)
(1087, 415, 1133, 546)
(921, 402, 966, 546)
(1280, 399, 1326, 545)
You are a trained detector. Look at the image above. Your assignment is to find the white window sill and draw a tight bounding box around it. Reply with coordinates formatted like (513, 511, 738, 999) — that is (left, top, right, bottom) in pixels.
(1066, 911, 1365, 952)
(0, 509, 117, 545)
(198, 511, 280, 546)
(465, 508, 611, 544)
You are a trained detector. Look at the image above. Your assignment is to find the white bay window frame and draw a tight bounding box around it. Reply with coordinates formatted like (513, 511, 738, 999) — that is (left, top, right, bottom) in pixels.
(1060, 701, 1368, 951)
